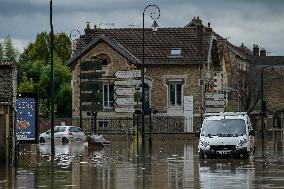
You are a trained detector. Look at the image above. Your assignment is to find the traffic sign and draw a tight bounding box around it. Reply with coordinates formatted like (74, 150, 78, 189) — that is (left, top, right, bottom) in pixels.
(205, 93, 224, 100)
(115, 107, 135, 113)
(115, 97, 135, 105)
(205, 107, 224, 113)
(114, 79, 141, 86)
(115, 88, 135, 96)
(205, 100, 225, 106)
(114, 70, 141, 79)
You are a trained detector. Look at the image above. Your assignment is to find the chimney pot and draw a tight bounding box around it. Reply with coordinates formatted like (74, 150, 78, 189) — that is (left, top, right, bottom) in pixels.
(253, 44, 259, 56)
(260, 48, 266, 56)
(208, 22, 210, 28)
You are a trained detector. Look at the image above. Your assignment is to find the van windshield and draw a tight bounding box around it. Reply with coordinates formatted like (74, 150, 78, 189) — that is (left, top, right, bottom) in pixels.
(202, 119, 246, 137)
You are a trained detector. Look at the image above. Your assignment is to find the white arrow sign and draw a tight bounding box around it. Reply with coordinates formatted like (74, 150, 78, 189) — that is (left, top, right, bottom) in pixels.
(114, 70, 141, 79)
(114, 79, 141, 86)
(115, 88, 135, 96)
(115, 107, 135, 113)
(205, 93, 224, 100)
(205, 100, 225, 106)
(115, 97, 135, 105)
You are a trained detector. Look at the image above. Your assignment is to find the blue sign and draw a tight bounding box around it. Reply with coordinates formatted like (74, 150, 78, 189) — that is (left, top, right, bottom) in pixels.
(16, 93, 38, 143)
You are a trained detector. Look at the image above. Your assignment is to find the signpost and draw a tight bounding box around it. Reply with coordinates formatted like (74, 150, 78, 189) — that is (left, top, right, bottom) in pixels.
(115, 97, 135, 105)
(204, 93, 225, 113)
(114, 80, 141, 86)
(114, 70, 141, 113)
(114, 106, 135, 113)
(114, 70, 141, 79)
(115, 88, 135, 96)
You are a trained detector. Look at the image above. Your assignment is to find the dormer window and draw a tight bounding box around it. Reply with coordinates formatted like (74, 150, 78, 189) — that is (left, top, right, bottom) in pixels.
(170, 48, 182, 57)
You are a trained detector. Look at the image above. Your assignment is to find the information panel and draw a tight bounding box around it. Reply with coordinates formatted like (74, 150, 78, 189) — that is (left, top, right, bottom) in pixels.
(16, 93, 38, 143)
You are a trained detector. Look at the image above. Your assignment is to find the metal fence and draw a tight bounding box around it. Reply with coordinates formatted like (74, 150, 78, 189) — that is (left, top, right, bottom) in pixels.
(69, 115, 190, 134)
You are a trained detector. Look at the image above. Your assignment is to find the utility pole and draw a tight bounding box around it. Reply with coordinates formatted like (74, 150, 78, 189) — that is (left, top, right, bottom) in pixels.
(50, 0, 55, 156)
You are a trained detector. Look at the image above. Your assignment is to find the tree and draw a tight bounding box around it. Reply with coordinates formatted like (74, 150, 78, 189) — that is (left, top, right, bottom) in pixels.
(37, 56, 72, 117)
(0, 43, 3, 60)
(17, 31, 73, 118)
(18, 74, 35, 92)
(234, 63, 261, 114)
(3, 35, 18, 61)
(19, 32, 71, 64)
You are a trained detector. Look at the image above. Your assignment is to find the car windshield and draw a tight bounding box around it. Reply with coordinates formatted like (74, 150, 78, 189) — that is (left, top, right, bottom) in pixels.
(202, 119, 246, 137)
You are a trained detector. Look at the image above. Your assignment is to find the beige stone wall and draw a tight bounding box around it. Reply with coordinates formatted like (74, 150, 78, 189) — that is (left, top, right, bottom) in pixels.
(72, 42, 203, 117)
(146, 64, 202, 114)
(72, 43, 134, 117)
(266, 72, 284, 112)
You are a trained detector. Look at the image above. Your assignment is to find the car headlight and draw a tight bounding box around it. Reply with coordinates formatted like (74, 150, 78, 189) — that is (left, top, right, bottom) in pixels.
(200, 139, 209, 147)
(237, 138, 247, 146)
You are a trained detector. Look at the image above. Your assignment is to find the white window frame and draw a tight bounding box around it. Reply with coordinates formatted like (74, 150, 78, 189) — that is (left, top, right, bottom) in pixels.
(167, 80, 184, 111)
(103, 84, 114, 109)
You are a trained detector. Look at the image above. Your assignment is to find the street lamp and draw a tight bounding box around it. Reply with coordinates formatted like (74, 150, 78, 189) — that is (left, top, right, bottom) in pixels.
(70, 29, 83, 129)
(142, 4, 160, 145)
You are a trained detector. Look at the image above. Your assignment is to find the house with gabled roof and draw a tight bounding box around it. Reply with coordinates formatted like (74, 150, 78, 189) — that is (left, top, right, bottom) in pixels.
(0, 60, 16, 163)
(66, 17, 227, 131)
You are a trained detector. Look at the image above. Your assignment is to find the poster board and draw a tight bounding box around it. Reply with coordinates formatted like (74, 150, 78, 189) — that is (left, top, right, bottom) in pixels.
(16, 93, 38, 143)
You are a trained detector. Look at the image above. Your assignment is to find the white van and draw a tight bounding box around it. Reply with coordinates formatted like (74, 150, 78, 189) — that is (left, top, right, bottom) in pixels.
(198, 112, 255, 159)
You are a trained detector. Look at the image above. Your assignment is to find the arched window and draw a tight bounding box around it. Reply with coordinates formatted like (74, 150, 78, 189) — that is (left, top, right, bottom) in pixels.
(96, 53, 111, 69)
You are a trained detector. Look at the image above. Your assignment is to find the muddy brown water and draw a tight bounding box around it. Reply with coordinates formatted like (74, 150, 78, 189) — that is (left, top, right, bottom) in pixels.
(0, 133, 284, 189)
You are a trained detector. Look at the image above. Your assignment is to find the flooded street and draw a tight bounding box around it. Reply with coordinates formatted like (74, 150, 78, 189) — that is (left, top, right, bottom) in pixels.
(1, 133, 284, 189)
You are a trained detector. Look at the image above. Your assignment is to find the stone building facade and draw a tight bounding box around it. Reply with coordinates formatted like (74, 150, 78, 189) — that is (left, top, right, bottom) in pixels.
(66, 17, 229, 131)
(0, 60, 16, 164)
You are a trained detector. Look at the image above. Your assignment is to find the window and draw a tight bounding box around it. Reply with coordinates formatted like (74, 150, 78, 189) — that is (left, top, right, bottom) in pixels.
(103, 84, 114, 108)
(98, 120, 110, 129)
(168, 81, 182, 107)
(170, 48, 182, 56)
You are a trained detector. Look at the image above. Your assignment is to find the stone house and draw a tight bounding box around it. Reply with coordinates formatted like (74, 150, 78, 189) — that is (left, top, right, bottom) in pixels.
(0, 60, 16, 163)
(222, 42, 284, 130)
(66, 17, 228, 131)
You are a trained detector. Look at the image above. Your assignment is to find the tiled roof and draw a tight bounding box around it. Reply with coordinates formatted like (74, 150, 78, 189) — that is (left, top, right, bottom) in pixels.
(67, 35, 141, 66)
(68, 21, 215, 66)
(253, 56, 284, 66)
(0, 60, 16, 67)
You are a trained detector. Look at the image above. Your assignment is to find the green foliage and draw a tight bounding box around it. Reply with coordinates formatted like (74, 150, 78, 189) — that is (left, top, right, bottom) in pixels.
(0, 43, 3, 60)
(17, 74, 35, 92)
(18, 31, 73, 118)
(19, 32, 71, 64)
(3, 35, 18, 61)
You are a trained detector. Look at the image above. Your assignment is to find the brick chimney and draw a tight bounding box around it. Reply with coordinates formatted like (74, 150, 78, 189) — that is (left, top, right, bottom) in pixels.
(253, 44, 259, 56)
(260, 48, 266, 56)
(84, 21, 92, 43)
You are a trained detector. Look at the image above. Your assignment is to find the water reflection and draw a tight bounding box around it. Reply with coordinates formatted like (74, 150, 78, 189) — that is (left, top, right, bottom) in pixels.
(1, 133, 283, 188)
(199, 159, 255, 189)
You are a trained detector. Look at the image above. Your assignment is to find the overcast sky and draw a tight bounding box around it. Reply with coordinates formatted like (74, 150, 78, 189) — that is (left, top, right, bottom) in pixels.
(1, 0, 284, 55)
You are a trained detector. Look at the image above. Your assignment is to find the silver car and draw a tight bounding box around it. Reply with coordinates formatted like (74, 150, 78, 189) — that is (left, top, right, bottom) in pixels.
(39, 126, 86, 144)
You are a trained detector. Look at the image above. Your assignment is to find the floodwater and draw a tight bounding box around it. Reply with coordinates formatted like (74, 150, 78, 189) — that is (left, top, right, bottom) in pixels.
(0, 132, 284, 189)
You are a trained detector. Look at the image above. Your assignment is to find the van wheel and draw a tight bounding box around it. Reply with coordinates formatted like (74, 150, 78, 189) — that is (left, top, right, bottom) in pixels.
(62, 137, 69, 144)
(40, 137, 45, 143)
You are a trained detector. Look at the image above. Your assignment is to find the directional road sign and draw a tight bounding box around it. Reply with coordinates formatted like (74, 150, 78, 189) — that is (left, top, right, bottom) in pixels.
(115, 97, 135, 105)
(115, 107, 135, 113)
(115, 88, 135, 96)
(114, 70, 141, 79)
(114, 79, 141, 86)
(205, 93, 224, 100)
(205, 100, 225, 106)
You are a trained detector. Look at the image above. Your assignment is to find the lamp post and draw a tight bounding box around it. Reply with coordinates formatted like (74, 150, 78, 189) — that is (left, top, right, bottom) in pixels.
(70, 29, 83, 129)
(260, 61, 284, 158)
(142, 4, 160, 145)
